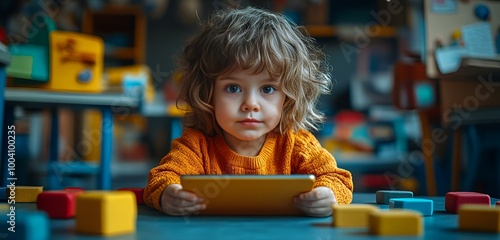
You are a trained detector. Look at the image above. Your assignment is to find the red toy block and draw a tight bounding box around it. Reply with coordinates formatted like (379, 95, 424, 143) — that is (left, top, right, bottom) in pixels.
(37, 190, 84, 218)
(118, 188, 144, 205)
(64, 187, 85, 192)
(445, 192, 490, 213)
(497, 200, 500, 206)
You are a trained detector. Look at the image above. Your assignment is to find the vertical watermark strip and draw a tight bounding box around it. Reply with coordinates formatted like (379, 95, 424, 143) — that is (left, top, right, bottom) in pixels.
(6, 125, 17, 233)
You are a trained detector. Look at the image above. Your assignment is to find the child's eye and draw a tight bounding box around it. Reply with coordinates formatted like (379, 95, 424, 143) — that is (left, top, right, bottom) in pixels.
(261, 86, 276, 94)
(225, 85, 241, 93)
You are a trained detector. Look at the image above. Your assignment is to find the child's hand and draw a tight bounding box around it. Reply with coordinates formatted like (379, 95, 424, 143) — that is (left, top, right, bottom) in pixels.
(160, 184, 206, 216)
(294, 186, 337, 217)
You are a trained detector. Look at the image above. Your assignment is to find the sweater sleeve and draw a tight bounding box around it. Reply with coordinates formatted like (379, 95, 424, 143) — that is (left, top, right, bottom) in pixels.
(143, 129, 207, 211)
(292, 130, 354, 204)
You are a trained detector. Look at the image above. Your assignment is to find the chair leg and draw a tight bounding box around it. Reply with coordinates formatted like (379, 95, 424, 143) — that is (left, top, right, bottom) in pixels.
(419, 112, 436, 196)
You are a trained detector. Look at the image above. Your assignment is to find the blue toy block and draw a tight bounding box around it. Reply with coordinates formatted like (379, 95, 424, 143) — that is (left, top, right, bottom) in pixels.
(0, 209, 50, 240)
(376, 190, 414, 204)
(389, 198, 434, 216)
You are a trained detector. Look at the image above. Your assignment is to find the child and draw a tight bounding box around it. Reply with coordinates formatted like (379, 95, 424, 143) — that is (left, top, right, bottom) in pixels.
(144, 6, 353, 217)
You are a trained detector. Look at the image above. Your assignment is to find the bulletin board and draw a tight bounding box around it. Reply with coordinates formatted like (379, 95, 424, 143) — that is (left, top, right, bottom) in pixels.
(424, 0, 500, 78)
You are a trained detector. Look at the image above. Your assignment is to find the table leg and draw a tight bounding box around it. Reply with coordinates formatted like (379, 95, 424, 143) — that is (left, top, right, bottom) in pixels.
(451, 128, 462, 191)
(419, 111, 437, 196)
(463, 125, 480, 192)
(47, 108, 60, 190)
(99, 107, 113, 190)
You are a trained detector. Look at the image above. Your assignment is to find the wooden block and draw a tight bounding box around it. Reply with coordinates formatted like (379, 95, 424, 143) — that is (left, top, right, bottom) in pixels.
(76, 191, 137, 236)
(375, 190, 414, 204)
(64, 187, 85, 192)
(332, 204, 379, 227)
(117, 187, 144, 205)
(369, 210, 423, 236)
(445, 192, 490, 213)
(389, 198, 434, 216)
(459, 204, 500, 232)
(9, 186, 43, 202)
(0, 210, 50, 240)
(37, 190, 84, 218)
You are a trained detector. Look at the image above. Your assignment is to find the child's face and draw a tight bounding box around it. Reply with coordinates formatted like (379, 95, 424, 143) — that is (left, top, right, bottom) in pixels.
(214, 68, 285, 143)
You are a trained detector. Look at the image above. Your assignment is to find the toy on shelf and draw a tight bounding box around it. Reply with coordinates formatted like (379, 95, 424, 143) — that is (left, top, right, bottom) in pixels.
(320, 111, 374, 157)
(6, 16, 105, 92)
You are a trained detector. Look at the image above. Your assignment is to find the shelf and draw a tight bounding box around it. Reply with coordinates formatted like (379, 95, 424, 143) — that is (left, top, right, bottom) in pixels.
(304, 25, 336, 37)
(90, 5, 144, 15)
(106, 47, 136, 60)
(82, 5, 146, 64)
(305, 25, 397, 38)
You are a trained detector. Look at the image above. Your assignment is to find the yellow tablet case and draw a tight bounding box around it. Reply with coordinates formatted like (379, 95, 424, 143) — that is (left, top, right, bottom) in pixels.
(181, 174, 315, 215)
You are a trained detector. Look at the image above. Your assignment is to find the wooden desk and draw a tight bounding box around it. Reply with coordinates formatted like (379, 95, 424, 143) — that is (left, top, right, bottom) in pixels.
(1, 88, 141, 190)
(439, 57, 500, 194)
(3, 193, 499, 239)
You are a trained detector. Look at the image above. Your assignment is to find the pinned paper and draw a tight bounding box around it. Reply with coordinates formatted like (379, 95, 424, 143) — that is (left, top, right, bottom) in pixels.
(431, 0, 457, 14)
(461, 22, 496, 58)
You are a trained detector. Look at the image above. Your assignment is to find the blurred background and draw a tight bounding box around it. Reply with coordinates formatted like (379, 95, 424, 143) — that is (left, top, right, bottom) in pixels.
(1, 0, 499, 198)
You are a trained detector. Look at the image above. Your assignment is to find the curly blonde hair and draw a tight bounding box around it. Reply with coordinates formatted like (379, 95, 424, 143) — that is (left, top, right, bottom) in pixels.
(176, 7, 332, 136)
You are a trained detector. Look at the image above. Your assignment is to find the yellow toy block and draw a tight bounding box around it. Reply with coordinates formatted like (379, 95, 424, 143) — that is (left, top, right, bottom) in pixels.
(48, 31, 104, 92)
(459, 204, 500, 232)
(332, 204, 379, 227)
(76, 191, 136, 236)
(369, 210, 423, 236)
(9, 186, 43, 203)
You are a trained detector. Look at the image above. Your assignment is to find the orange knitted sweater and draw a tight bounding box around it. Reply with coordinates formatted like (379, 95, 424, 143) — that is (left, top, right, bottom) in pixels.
(144, 128, 353, 211)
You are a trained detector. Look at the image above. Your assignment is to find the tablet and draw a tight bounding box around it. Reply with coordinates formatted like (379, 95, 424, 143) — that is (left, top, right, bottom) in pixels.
(180, 174, 315, 215)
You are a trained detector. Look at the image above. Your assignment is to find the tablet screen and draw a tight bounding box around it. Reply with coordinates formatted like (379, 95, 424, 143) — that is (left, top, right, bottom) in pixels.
(181, 174, 315, 215)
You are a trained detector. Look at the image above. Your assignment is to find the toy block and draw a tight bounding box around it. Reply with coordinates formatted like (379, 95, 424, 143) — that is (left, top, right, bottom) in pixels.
(118, 188, 144, 204)
(389, 198, 434, 216)
(0, 187, 6, 201)
(9, 186, 43, 203)
(369, 210, 423, 236)
(49, 31, 104, 92)
(497, 201, 500, 206)
(459, 204, 500, 232)
(64, 187, 85, 192)
(76, 191, 137, 236)
(332, 204, 379, 227)
(37, 190, 84, 218)
(375, 190, 413, 204)
(445, 192, 490, 213)
(0, 209, 50, 240)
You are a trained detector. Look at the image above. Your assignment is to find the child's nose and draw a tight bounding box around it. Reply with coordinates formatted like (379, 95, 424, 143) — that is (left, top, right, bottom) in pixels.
(241, 93, 260, 112)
